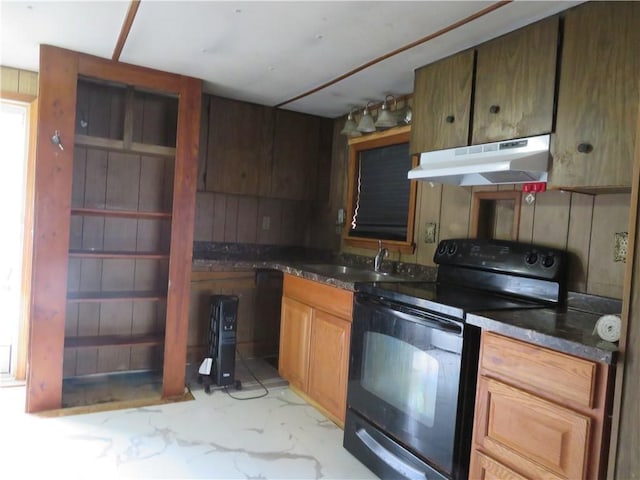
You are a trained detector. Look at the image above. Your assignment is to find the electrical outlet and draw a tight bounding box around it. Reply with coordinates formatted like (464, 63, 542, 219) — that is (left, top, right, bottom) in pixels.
(424, 222, 437, 244)
(261, 216, 271, 230)
(614, 232, 628, 262)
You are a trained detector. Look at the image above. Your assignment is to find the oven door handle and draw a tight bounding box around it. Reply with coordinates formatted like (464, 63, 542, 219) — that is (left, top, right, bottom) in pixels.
(356, 428, 428, 480)
(356, 296, 463, 335)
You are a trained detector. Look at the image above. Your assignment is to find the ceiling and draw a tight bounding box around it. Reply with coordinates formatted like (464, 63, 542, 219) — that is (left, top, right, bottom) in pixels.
(1, 1, 582, 118)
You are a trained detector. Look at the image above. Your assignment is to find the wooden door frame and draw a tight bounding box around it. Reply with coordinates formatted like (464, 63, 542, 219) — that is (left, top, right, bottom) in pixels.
(0, 93, 37, 381)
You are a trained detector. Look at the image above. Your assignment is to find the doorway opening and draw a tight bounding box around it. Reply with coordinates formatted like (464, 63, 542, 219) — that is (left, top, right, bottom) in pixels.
(0, 100, 30, 381)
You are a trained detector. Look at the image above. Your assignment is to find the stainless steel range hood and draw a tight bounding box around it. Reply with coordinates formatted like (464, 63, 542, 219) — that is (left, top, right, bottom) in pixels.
(408, 134, 550, 186)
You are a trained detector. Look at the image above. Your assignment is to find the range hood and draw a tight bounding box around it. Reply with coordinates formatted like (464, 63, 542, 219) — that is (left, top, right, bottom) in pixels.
(408, 134, 550, 186)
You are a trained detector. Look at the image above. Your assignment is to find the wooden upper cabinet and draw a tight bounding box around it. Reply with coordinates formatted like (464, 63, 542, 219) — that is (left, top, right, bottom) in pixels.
(410, 50, 474, 154)
(472, 16, 559, 144)
(550, 1, 640, 191)
(271, 109, 326, 200)
(205, 95, 274, 195)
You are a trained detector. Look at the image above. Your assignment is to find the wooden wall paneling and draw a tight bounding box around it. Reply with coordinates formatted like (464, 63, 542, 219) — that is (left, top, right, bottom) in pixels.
(415, 183, 443, 266)
(587, 194, 630, 298)
(109, 86, 125, 141)
(139, 156, 167, 212)
(83, 149, 108, 208)
(106, 152, 140, 210)
(439, 185, 472, 240)
(162, 156, 175, 212)
(197, 95, 209, 191)
(223, 195, 239, 242)
(134, 259, 162, 292)
(194, 192, 214, 242)
(206, 96, 274, 195)
(139, 92, 178, 147)
(26, 45, 78, 413)
(530, 190, 571, 248)
(104, 217, 137, 251)
(162, 75, 202, 398)
(75, 81, 89, 135)
(566, 193, 595, 293)
(212, 193, 227, 242)
(101, 259, 135, 291)
(518, 192, 535, 242)
(281, 200, 309, 246)
(237, 196, 259, 244)
(63, 349, 77, 379)
(136, 218, 169, 253)
(257, 198, 282, 245)
(87, 82, 114, 138)
(79, 258, 102, 292)
(271, 109, 320, 200)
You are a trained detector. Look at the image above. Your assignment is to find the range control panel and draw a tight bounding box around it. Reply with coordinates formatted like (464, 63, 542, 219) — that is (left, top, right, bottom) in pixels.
(434, 238, 567, 281)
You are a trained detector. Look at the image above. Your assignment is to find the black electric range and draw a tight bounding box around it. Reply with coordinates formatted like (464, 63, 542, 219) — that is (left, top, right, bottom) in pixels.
(356, 237, 569, 319)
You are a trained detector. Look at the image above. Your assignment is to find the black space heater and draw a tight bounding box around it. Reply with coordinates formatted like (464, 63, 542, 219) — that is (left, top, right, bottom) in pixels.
(205, 295, 238, 390)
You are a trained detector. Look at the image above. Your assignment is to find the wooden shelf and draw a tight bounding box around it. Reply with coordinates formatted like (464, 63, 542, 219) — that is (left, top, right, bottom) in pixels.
(75, 134, 176, 158)
(67, 291, 167, 303)
(71, 208, 172, 220)
(68, 250, 170, 259)
(65, 334, 165, 349)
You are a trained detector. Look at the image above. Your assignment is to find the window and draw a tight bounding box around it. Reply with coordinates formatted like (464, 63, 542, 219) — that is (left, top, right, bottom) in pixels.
(344, 127, 417, 253)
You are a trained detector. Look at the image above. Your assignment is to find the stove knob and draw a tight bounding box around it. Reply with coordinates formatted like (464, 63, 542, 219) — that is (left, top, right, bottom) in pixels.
(437, 243, 447, 255)
(525, 252, 538, 265)
(447, 243, 458, 255)
(542, 255, 555, 268)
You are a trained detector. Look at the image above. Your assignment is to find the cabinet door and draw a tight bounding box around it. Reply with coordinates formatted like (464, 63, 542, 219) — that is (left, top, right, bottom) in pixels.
(473, 16, 558, 144)
(308, 310, 351, 423)
(473, 377, 590, 480)
(410, 50, 474, 154)
(205, 95, 274, 195)
(278, 296, 312, 391)
(550, 2, 640, 190)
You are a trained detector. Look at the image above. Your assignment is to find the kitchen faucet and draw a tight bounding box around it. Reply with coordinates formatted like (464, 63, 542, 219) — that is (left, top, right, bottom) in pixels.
(374, 240, 388, 272)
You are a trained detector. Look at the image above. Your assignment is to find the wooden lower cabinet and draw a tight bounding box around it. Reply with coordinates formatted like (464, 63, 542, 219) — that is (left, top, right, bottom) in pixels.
(278, 274, 353, 426)
(279, 296, 312, 391)
(469, 332, 613, 480)
(308, 309, 351, 421)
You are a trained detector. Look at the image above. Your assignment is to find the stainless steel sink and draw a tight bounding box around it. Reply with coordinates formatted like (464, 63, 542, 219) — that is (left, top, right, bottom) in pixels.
(297, 263, 407, 282)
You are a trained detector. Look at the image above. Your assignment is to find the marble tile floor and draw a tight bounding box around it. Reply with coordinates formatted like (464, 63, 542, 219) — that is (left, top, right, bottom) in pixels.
(0, 383, 377, 479)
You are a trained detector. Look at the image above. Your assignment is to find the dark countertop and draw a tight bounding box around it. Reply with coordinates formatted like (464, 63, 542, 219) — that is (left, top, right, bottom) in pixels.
(467, 306, 619, 364)
(192, 248, 619, 366)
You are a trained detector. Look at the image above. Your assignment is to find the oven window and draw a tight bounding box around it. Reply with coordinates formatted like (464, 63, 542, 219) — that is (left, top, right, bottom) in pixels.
(361, 331, 439, 428)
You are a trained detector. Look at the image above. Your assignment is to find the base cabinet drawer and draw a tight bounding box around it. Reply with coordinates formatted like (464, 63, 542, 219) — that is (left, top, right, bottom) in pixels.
(474, 377, 590, 479)
(470, 451, 533, 480)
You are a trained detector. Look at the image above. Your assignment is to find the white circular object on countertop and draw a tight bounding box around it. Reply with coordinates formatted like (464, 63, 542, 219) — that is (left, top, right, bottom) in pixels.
(593, 314, 621, 342)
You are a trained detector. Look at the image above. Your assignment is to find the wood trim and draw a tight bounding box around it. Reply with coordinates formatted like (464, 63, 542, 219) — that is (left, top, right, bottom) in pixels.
(76, 47, 182, 93)
(276, 1, 513, 108)
(610, 78, 640, 479)
(66, 291, 166, 302)
(68, 250, 169, 259)
(26, 46, 78, 413)
(471, 190, 522, 240)
(283, 274, 353, 320)
(112, 0, 141, 61)
(344, 126, 417, 253)
(70, 207, 172, 219)
(65, 333, 164, 349)
(0, 91, 37, 103)
(162, 75, 202, 398)
(15, 99, 38, 381)
(75, 134, 176, 157)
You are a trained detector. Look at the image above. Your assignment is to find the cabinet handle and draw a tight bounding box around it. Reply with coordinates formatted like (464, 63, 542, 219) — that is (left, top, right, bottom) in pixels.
(577, 143, 593, 154)
(489, 105, 500, 114)
(446, 115, 455, 124)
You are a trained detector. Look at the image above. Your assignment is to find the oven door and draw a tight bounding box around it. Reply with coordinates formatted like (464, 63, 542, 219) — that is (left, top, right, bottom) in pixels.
(345, 293, 479, 479)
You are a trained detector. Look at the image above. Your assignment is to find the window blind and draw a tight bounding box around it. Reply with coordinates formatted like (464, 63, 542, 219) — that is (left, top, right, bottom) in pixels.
(349, 142, 412, 241)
